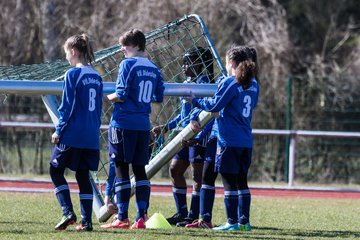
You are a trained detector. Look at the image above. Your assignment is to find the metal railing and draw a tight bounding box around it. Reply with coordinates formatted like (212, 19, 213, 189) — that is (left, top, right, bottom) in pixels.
(2, 120, 360, 187)
(253, 129, 360, 187)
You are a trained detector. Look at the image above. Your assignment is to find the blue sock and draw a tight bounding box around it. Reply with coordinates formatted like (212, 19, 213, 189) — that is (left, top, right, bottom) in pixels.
(224, 190, 239, 224)
(238, 189, 251, 224)
(79, 193, 93, 223)
(54, 184, 73, 215)
(172, 187, 188, 217)
(115, 178, 131, 220)
(200, 185, 215, 222)
(188, 190, 200, 219)
(135, 180, 150, 221)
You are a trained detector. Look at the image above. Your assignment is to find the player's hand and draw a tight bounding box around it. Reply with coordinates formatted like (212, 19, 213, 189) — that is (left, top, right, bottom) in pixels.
(211, 112, 220, 118)
(181, 138, 200, 147)
(51, 132, 60, 144)
(151, 125, 168, 137)
(107, 93, 123, 102)
(183, 91, 195, 103)
(189, 120, 202, 133)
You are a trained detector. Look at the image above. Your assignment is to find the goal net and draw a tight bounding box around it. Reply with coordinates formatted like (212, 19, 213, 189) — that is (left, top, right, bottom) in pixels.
(0, 14, 225, 221)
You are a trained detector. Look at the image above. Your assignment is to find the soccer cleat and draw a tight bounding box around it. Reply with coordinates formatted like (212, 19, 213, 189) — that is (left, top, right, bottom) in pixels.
(212, 222, 240, 231)
(166, 213, 185, 225)
(55, 212, 77, 230)
(75, 222, 93, 232)
(130, 217, 146, 229)
(185, 219, 213, 229)
(100, 218, 130, 229)
(239, 222, 251, 231)
(176, 217, 197, 227)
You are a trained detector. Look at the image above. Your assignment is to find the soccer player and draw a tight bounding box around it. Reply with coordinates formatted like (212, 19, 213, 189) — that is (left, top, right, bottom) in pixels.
(50, 34, 103, 232)
(236, 46, 259, 231)
(102, 132, 161, 219)
(152, 47, 214, 226)
(183, 88, 222, 229)
(101, 29, 165, 229)
(182, 116, 217, 229)
(185, 45, 259, 231)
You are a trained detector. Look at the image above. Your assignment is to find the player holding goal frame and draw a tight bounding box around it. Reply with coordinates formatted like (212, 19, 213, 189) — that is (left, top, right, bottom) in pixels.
(50, 33, 103, 232)
(185, 45, 259, 231)
(152, 47, 214, 227)
(101, 29, 165, 230)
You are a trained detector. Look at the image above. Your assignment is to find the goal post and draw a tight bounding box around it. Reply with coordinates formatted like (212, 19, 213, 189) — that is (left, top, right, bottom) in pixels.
(0, 14, 224, 222)
(99, 109, 214, 222)
(0, 79, 217, 222)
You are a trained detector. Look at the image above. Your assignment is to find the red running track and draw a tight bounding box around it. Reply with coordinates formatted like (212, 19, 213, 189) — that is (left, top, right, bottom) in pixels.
(0, 179, 360, 199)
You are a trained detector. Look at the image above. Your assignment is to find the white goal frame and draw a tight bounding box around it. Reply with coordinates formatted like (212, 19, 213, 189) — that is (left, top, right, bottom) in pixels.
(0, 81, 216, 221)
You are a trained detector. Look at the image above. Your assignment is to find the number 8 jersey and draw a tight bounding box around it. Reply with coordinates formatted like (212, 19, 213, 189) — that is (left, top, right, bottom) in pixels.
(56, 66, 103, 149)
(110, 57, 165, 130)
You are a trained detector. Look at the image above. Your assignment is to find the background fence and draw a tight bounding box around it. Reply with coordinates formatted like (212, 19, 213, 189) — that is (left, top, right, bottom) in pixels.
(0, 13, 359, 189)
(1, 74, 360, 189)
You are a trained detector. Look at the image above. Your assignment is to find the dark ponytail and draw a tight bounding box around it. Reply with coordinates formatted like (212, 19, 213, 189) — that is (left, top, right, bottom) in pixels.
(80, 34, 95, 64)
(248, 47, 259, 84)
(235, 60, 255, 89)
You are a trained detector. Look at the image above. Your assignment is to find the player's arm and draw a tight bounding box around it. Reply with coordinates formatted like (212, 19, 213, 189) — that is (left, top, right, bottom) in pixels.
(151, 111, 180, 137)
(153, 69, 165, 103)
(192, 79, 236, 112)
(53, 71, 77, 143)
(182, 118, 215, 147)
(188, 108, 203, 132)
(108, 60, 131, 103)
(152, 95, 181, 137)
(196, 118, 215, 138)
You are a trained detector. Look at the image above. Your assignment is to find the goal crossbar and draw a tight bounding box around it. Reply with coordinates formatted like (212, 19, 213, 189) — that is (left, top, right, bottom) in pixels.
(0, 80, 217, 97)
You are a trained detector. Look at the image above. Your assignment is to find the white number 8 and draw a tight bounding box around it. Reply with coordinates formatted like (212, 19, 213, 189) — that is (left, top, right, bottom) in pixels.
(89, 88, 96, 111)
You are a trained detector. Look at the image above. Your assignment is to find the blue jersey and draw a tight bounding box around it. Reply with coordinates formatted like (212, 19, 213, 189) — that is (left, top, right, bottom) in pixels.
(192, 76, 259, 148)
(56, 66, 103, 149)
(189, 75, 225, 140)
(110, 57, 165, 131)
(167, 74, 209, 130)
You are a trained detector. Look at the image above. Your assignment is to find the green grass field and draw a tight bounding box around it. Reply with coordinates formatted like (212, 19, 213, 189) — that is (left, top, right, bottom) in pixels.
(0, 192, 359, 240)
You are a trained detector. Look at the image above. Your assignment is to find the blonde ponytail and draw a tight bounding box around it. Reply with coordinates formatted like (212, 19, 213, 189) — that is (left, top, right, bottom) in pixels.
(64, 33, 95, 65)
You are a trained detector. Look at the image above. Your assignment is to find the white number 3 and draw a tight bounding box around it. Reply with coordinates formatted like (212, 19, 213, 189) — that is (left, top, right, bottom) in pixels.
(242, 95, 251, 117)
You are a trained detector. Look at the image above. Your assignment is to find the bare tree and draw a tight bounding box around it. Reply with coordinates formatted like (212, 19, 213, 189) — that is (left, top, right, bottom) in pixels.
(41, 0, 62, 61)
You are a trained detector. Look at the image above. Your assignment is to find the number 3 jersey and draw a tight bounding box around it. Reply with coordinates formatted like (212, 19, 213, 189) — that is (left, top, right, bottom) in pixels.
(56, 66, 103, 149)
(192, 76, 259, 148)
(110, 57, 165, 131)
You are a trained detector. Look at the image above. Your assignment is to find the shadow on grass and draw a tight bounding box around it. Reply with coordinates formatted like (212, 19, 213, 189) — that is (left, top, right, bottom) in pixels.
(0, 221, 47, 225)
(96, 227, 275, 239)
(253, 226, 360, 239)
(0, 229, 27, 234)
(1, 221, 359, 239)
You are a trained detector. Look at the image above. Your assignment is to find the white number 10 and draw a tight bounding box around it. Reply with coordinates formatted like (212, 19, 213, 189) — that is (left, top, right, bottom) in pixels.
(138, 80, 153, 103)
